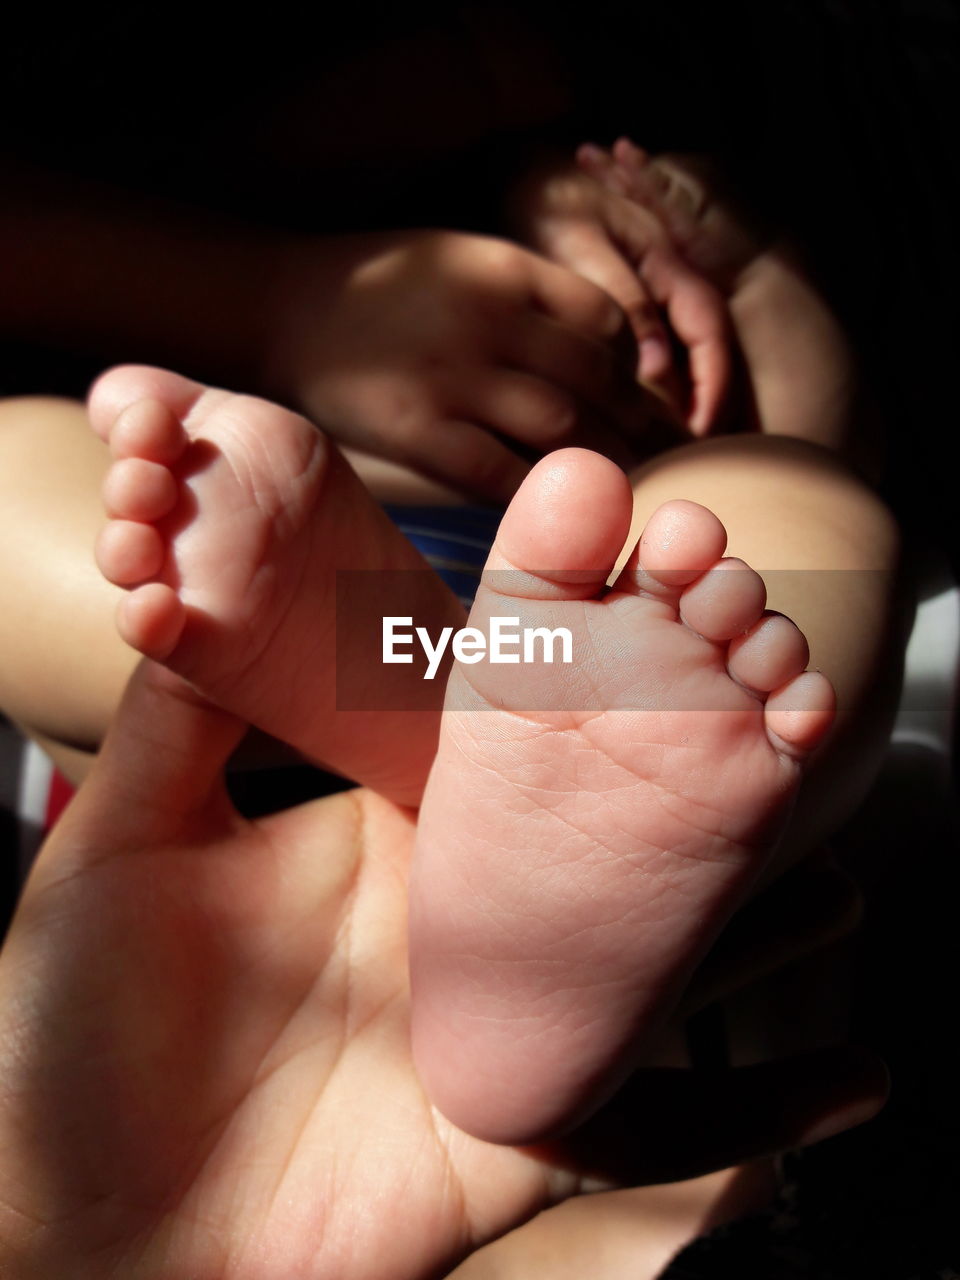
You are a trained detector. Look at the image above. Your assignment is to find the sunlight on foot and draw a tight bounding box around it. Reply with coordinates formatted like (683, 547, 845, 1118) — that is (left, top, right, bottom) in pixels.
(410, 449, 834, 1143)
(90, 365, 464, 805)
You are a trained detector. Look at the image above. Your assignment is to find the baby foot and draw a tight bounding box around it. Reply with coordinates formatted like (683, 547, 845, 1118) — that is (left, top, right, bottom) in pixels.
(91, 366, 466, 806)
(409, 449, 833, 1143)
(580, 138, 861, 453)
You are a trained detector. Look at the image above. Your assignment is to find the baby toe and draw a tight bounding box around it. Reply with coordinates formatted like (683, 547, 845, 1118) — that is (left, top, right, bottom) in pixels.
(116, 583, 185, 659)
(632, 499, 727, 591)
(764, 671, 836, 757)
(102, 458, 178, 522)
(489, 448, 634, 598)
(679, 557, 766, 641)
(728, 612, 810, 693)
(95, 520, 166, 586)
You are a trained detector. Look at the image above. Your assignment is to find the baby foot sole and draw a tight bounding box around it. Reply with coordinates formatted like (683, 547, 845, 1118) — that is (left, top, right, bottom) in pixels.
(410, 449, 833, 1142)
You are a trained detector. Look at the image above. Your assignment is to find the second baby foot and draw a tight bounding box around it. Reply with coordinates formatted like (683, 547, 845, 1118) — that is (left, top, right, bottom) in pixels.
(409, 449, 834, 1143)
(91, 366, 465, 806)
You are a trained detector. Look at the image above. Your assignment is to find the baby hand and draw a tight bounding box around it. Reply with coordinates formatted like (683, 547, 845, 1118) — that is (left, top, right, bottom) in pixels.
(263, 230, 654, 503)
(510, 158, 732, 435)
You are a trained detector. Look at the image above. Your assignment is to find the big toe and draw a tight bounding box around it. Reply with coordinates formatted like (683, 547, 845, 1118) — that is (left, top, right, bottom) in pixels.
(488, 449, 634, 598)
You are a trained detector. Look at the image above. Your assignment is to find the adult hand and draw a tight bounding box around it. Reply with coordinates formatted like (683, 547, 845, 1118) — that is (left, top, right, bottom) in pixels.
(0, 664, 887, 1279)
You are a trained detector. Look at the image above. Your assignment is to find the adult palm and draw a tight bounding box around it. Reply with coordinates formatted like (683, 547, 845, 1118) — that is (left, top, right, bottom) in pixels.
(0, 665, 884, 1280)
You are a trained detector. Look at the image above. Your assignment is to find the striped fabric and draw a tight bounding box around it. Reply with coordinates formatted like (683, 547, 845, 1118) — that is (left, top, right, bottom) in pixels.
(384, 503, 500, 607)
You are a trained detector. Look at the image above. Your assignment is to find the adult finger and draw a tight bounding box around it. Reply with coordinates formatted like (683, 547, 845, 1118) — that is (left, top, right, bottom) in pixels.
(548, 1044, 889, 1189)
(677, 858, 863, 1017)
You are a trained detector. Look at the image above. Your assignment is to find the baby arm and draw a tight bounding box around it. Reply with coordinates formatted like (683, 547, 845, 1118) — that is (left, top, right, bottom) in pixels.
(506, 157, 733, 435)
(259, 228, 653, 502)
(2, 171, 652, 504)
(579, 139, 879, 473)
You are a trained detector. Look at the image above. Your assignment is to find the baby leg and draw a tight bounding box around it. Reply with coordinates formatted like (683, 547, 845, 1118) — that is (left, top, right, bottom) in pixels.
(0, 396, 134, 783)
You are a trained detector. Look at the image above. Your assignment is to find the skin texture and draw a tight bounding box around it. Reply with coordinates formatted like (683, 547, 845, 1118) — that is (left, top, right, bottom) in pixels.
(83, 370, 857, 1153)
(622, 433, 906, 881)
(2, 175, 655, 506)
(0, 660, 888, 1280)
(409, 452, 834, 1143)
(0, 333, 903, 1272)
(262, 229, 654, 501)
(0, 389, 461, 803)
(0, 397, 134, 770)
(0, 124, 907, 1274)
